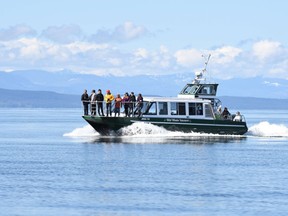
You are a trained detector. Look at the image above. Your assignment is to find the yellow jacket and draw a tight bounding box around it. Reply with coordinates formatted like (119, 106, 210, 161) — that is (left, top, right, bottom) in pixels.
(104, 93, 114, 103)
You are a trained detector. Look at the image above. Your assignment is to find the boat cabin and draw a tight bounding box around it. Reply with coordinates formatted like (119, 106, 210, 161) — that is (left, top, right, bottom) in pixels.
(178, 83, 218, 99)
(141, 97, 215, 119)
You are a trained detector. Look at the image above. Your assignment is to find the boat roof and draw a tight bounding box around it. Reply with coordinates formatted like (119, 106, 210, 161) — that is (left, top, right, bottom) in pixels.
(144, 96, 212, 103)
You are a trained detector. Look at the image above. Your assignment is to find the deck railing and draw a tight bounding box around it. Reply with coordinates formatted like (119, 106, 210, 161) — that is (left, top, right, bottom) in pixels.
(82, 101, 143, 117)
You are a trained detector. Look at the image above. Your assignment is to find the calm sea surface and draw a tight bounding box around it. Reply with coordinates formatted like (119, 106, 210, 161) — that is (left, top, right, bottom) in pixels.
(1, 108, 288, 216)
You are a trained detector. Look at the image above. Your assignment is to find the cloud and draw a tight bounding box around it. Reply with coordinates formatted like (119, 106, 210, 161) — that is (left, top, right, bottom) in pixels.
(174, 49, 203, 67)
(41, 24, 83, 43)
(263, 81, 281, 87)
(0, 37, 113, 70)
(0, 24, 36, 41)
(252, 40, 283, 60)
(89, 21, 148, 43)
(0, 24, 288, 80)
(211, 46, 242, 64)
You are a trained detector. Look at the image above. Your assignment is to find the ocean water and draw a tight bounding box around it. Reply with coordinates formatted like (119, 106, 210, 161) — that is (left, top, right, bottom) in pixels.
(1, 108, 288, 216)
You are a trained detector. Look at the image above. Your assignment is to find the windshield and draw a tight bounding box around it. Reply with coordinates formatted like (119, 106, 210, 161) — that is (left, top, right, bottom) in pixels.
(181, 84, 199, 95)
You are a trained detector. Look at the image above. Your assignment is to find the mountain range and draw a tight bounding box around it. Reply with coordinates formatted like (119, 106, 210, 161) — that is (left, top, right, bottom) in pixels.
(1, 88, 288, 109)
(1, 70, 288, 98)
(0, 70, 288, 109)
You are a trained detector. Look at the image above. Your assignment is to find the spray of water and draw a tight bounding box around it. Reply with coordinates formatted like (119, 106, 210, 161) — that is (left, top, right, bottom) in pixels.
(63, 121, 288, 139)
(63, 125, 99, 137)
(247, 121, 288, 137)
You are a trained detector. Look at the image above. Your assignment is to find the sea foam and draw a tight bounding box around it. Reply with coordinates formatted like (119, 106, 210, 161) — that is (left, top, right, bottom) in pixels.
(248, 121, 288, 137)
(64, 121, 288, 139)
(63, 125, 99, 137)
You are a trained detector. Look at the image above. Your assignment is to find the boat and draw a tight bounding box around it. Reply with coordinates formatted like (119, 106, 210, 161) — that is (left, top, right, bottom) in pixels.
(82, 55, 248, 135)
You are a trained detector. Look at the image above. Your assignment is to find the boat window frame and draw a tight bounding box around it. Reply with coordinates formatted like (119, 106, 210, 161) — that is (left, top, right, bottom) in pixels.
(170, 102, 186, 116)
(180, 84, 199, 95)
(204, 103, 214, 118)
(197, 84, 217, 96)
(188, 102, 203, 116)
(158, 102, 168, 115)
(143, 101, 157, 115)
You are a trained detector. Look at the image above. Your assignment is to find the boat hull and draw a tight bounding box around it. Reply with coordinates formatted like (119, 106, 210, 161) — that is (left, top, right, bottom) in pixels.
(82, 115, 248, 135)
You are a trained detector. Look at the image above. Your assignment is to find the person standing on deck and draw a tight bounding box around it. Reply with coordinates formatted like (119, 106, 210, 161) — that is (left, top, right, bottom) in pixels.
(136, 93, 143, 117)
(81, 89, 90, 115)
(129, 92, 136, 116)
(90, 89, 97, 115)
(96, 89, 104, 116)
(104, 90, 114, 116)
(122, 93, 130, 117)
(114, 94, 122, 117)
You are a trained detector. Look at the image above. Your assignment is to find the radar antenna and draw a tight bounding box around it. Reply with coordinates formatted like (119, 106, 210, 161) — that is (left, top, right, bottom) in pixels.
(192, 54, 211, 84)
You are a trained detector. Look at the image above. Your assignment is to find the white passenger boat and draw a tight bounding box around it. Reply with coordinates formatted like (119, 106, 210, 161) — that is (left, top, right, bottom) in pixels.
(83, 55, 248, 135)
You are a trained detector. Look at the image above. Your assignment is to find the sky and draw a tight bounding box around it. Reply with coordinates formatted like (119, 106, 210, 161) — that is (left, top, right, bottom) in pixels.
(0, 0, 288, 81)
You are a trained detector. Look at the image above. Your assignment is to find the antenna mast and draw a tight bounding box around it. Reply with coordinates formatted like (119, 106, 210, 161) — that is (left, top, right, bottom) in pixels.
(192, 54, 211, 84)
(202, 53, 211, 75)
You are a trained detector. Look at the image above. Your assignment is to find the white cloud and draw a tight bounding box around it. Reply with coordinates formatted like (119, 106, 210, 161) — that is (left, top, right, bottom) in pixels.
(89, 21, 147, 43)
(263, 81, 281, 87)
(116, 22, 146, 41)
(41, 24, 83, 44)
(211, 46, 242, 64)
(19, 38, 47, 59)
(0, 37, 114, 69)
(174, 49, 203, 67)
(134, 48, 148, 59)
(0, 24, 288, 80)
(0, 24, 36, 41)
(252, 40, 282, 60)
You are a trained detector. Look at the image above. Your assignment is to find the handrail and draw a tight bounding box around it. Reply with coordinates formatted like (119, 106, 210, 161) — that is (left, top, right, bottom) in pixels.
(82, 101, 143, 117)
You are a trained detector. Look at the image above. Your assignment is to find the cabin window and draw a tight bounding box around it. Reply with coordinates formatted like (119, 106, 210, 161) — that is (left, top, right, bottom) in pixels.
(198, 85, 216, 95)
(171, 102, 186, 115)
(205, 104, 214, 118)
(145, 102, 157, 115)
(181, 85, 199, 94)
(189, 103, 203, 115)
(159, 102, 168, 115)
(199, 86, 210, 94)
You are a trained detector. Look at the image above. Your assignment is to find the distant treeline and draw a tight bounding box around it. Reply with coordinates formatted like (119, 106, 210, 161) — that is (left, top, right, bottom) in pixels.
(0, 88, 80, 108)
(1, 88, 288, 109)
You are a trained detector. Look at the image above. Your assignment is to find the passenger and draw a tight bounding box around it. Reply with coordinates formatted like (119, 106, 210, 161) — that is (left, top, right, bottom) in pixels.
(217, 105, 222, 114)
(90, 89, 97, 115)
(197, 103, 203, 115)
(122, 93, 130, 117)
(221, 107, 231, 119)
(114, 94, 122, 117)
(81, 89, 90, 115)
(104, 90, 114, 117)
(233, 111, 242, 122)
(96, 89, 104, 116)
(136, 93, 143, 117)
(129, 92, 136, 116)
(216, 105, 222, 119)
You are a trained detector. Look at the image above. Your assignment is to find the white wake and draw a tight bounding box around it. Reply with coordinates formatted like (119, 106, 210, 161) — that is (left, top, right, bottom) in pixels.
(247, 121, 288, 137)
(64, 121, 288, 139)
(63, 125, 99, 137)
(64, 122, 238, 138)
